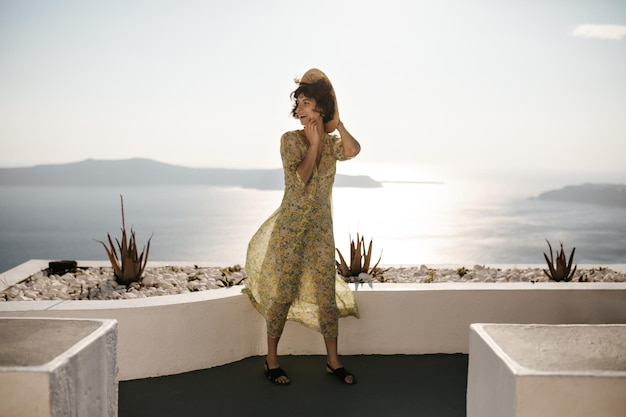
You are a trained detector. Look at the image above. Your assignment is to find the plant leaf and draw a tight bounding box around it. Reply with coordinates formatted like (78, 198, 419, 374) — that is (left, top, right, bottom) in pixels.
(350, 236, 362, 274)
(362, 238, 373, 272)
(336, 249, 350, 276)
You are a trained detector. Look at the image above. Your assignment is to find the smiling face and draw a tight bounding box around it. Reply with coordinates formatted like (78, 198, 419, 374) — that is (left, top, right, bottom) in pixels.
(290, 78, 335, 128)
(294, 93, 323, 126)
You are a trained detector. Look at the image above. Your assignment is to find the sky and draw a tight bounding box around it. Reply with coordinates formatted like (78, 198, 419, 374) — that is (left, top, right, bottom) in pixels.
(1, 0, 625, 185)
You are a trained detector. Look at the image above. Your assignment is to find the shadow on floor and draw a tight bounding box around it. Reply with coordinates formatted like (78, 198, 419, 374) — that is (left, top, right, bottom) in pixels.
(119, 354, 468, 417)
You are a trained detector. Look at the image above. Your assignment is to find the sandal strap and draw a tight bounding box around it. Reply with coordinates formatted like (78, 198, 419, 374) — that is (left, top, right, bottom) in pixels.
(327, 363, 357, 384)
(266, 366, 288, 381)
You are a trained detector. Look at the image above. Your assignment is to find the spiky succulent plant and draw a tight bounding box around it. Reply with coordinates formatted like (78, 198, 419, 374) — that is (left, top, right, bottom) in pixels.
(543, 239, 577, 282)
(97, 195, 152, 285)
(336, 233, 382, 279)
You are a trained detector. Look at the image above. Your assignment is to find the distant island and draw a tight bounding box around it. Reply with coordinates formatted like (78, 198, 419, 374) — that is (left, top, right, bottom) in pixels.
(0, 158, 382, 189)
(535, 183, 626, 208)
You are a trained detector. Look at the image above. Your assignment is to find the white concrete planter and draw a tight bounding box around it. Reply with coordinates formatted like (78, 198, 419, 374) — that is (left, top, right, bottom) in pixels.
(1, 260, 626, 381)
(0, 317, 118, 417)
(467, 324, 626, 417)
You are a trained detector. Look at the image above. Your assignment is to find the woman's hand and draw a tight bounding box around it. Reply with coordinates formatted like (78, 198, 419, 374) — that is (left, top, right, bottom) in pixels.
(303, 117, 323, 148)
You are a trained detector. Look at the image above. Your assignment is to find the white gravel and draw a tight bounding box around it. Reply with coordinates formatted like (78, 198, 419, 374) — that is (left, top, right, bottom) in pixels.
(1, 264, 624, 302)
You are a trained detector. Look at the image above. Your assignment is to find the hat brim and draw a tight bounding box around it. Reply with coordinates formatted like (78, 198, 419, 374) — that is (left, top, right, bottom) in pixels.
(299, 68, 339, 133)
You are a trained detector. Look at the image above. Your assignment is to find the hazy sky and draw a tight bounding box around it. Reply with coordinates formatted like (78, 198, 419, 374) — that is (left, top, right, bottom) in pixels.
(1, 0, 625, 183)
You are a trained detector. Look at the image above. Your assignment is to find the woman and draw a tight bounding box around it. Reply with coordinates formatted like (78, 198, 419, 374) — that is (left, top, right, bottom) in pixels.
(244, 68, 360, 385)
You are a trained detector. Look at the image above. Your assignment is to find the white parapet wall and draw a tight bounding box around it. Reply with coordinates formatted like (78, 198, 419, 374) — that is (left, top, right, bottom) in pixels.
(467, 323, 626, 417)
(0, 317, 118, 417)
(1, 260, 626, 381)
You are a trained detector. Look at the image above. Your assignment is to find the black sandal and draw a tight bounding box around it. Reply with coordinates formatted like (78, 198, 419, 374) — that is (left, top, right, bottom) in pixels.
(264, 361, 290, 385)
(326, 363, 357, 385)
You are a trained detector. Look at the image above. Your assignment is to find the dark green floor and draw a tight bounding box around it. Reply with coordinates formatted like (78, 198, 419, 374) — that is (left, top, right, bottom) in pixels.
(119, 354, 468, 417)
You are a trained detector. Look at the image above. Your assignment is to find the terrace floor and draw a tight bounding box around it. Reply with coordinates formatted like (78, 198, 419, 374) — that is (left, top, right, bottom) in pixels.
(119, 354, 468, 417)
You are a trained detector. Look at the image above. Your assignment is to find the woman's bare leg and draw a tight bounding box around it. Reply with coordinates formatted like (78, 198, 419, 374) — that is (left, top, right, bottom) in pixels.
(266, 335, 290, 384)
(265, 299, 291, 386)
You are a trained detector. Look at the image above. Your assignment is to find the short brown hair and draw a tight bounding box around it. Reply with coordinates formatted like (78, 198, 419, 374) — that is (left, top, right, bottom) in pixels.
(290, 78, 336, 124)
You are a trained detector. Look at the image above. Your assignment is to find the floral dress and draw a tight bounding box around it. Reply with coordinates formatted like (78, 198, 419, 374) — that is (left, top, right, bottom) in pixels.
(244, 130, 359, 337)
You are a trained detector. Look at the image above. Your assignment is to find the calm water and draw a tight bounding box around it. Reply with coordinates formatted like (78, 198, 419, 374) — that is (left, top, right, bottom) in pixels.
(1, 182, 625, 273)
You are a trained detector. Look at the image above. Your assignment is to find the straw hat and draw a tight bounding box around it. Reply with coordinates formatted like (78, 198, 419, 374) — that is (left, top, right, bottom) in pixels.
(299, 68, 339, 133)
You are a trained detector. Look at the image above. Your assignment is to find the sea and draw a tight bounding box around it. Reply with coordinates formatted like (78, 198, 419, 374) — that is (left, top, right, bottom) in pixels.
(1, 180, 625, 274)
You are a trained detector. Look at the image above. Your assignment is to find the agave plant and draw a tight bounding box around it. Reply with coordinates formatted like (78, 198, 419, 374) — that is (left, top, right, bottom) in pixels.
(543, 239, 577, 282)
(216, 264, 247, 287)
(336, 233, 382, 280)
(96, 195, 152, 286)
(456, 267, 469, 278)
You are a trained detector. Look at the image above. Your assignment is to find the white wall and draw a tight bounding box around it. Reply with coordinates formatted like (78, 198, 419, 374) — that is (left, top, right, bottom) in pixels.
(1, 261, 626, 380)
